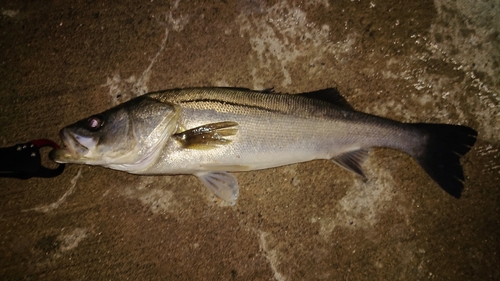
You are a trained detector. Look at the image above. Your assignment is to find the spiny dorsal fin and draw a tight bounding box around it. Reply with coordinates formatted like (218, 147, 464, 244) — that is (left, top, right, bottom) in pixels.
(330, 148, 370, 179)
(299, 88, 355, 111)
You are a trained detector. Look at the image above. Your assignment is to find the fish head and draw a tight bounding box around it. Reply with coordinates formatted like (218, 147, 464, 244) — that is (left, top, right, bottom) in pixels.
(50, 96, 180, 170)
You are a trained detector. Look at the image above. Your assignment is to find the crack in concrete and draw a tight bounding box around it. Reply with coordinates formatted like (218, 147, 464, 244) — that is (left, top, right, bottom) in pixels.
(23, 168, 83, 213)
(258, 230, 286, 281)
(236, 0, 356, 89)
(122, 177, 181, 215)
(59, 227, 89, 252)
(103, 0, 189, 105)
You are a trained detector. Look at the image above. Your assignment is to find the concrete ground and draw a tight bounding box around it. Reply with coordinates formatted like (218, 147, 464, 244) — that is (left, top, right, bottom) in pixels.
(0, 0, 498, 280)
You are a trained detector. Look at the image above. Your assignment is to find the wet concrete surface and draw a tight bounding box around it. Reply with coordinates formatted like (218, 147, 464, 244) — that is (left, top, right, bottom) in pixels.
(0, 0, 499, 280)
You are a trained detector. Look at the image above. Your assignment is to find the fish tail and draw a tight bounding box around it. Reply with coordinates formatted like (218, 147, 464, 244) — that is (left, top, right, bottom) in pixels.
(410, 123, 477, 198)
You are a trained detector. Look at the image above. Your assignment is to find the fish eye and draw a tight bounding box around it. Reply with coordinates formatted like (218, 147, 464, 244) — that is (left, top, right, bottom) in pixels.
(86, 115, 104, 131)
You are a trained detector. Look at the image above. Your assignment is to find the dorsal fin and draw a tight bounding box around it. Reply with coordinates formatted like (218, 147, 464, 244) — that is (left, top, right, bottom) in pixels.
(217, 87, 275, 94)
(299, 88, 355, 110)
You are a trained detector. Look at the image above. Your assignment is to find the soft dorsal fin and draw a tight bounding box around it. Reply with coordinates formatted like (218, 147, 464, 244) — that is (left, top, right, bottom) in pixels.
(299, 88, 355, 110)
(216, 87, 275, 94)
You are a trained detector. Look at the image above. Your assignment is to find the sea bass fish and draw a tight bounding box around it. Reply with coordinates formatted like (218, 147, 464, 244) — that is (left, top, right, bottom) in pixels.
(50, 88, 477, 204)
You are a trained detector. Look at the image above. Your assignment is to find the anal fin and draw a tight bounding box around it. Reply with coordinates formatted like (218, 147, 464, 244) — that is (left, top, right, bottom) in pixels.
(330, 148, 370, 179)
(195, 171, 239, 205)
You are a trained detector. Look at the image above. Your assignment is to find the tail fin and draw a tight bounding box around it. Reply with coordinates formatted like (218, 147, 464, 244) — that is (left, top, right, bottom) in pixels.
(411, 124, 477, 198)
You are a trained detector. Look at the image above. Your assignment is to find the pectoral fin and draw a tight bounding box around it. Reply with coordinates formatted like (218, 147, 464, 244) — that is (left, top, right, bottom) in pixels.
(195, 171, 239, 205)
(330, 148, 370, 179)
(173, 121, 238, 149)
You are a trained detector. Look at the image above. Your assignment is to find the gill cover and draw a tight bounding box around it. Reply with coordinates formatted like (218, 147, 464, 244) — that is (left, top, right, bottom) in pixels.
(51, 96, 180, 171)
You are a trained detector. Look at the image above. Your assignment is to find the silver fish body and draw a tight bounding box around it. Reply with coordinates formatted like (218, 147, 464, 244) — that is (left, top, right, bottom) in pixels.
(50, 88, 477, 204)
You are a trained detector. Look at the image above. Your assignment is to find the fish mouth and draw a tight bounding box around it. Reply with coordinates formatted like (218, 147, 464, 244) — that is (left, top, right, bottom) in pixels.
(49, 128, 89, 163)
